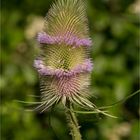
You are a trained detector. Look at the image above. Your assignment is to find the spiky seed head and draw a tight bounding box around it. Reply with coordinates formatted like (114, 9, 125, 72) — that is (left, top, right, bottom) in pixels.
(44, 0, 89, 38)
(34, 0, 94, 112)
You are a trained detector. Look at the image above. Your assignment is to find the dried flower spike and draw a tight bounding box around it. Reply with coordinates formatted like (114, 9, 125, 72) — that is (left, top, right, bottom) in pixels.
(34, 0, 94, 112)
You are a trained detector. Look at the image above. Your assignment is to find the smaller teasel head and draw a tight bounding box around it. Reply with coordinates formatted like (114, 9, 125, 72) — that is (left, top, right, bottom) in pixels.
(34, 0, 94, 112)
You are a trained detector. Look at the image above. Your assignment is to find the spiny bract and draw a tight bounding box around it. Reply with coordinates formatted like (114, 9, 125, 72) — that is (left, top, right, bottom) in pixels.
(34, 0, 94, 112)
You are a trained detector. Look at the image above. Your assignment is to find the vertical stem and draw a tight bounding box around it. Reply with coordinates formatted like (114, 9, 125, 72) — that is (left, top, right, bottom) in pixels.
(65, 103, 82, 140)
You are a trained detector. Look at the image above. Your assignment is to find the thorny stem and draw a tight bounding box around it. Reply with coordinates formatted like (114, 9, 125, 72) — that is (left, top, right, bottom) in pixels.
(65, 103, 82, 140)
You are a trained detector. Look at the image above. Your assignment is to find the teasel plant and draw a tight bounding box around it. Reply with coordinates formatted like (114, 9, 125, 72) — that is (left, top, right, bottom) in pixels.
(33, 0, 115, 139)
(17, 0, 140, 140)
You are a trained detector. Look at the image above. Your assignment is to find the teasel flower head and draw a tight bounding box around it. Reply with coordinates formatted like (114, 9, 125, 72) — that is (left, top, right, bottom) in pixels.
(34, 0, 95, 112)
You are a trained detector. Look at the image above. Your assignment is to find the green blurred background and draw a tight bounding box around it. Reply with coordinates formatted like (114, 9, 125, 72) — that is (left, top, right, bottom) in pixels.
(1, 0, 140, 140)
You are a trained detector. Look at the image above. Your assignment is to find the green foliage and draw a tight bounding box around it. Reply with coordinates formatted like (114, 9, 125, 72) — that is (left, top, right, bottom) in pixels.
(1, 0, 139, 140)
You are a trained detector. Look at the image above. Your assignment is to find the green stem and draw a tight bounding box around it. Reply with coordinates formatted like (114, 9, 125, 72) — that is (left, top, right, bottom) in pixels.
(65, 103, 82, 140)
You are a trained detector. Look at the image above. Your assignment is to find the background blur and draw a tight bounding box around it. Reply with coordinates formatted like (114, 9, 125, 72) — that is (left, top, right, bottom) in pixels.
(1, 0, 140, 140)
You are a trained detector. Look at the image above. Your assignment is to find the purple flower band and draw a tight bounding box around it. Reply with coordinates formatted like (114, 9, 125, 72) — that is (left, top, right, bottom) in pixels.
(34, 59, 93, 77)
(37, 32, 92, 47)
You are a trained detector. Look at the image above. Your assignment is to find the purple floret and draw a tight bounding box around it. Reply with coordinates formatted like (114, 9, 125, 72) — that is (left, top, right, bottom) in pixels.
(37, 32, 92, 47)
(34, 59, 93, 77)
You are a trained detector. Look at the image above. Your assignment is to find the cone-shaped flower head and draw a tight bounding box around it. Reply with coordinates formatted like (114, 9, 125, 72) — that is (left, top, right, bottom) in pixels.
(34, 0, 94, 112)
